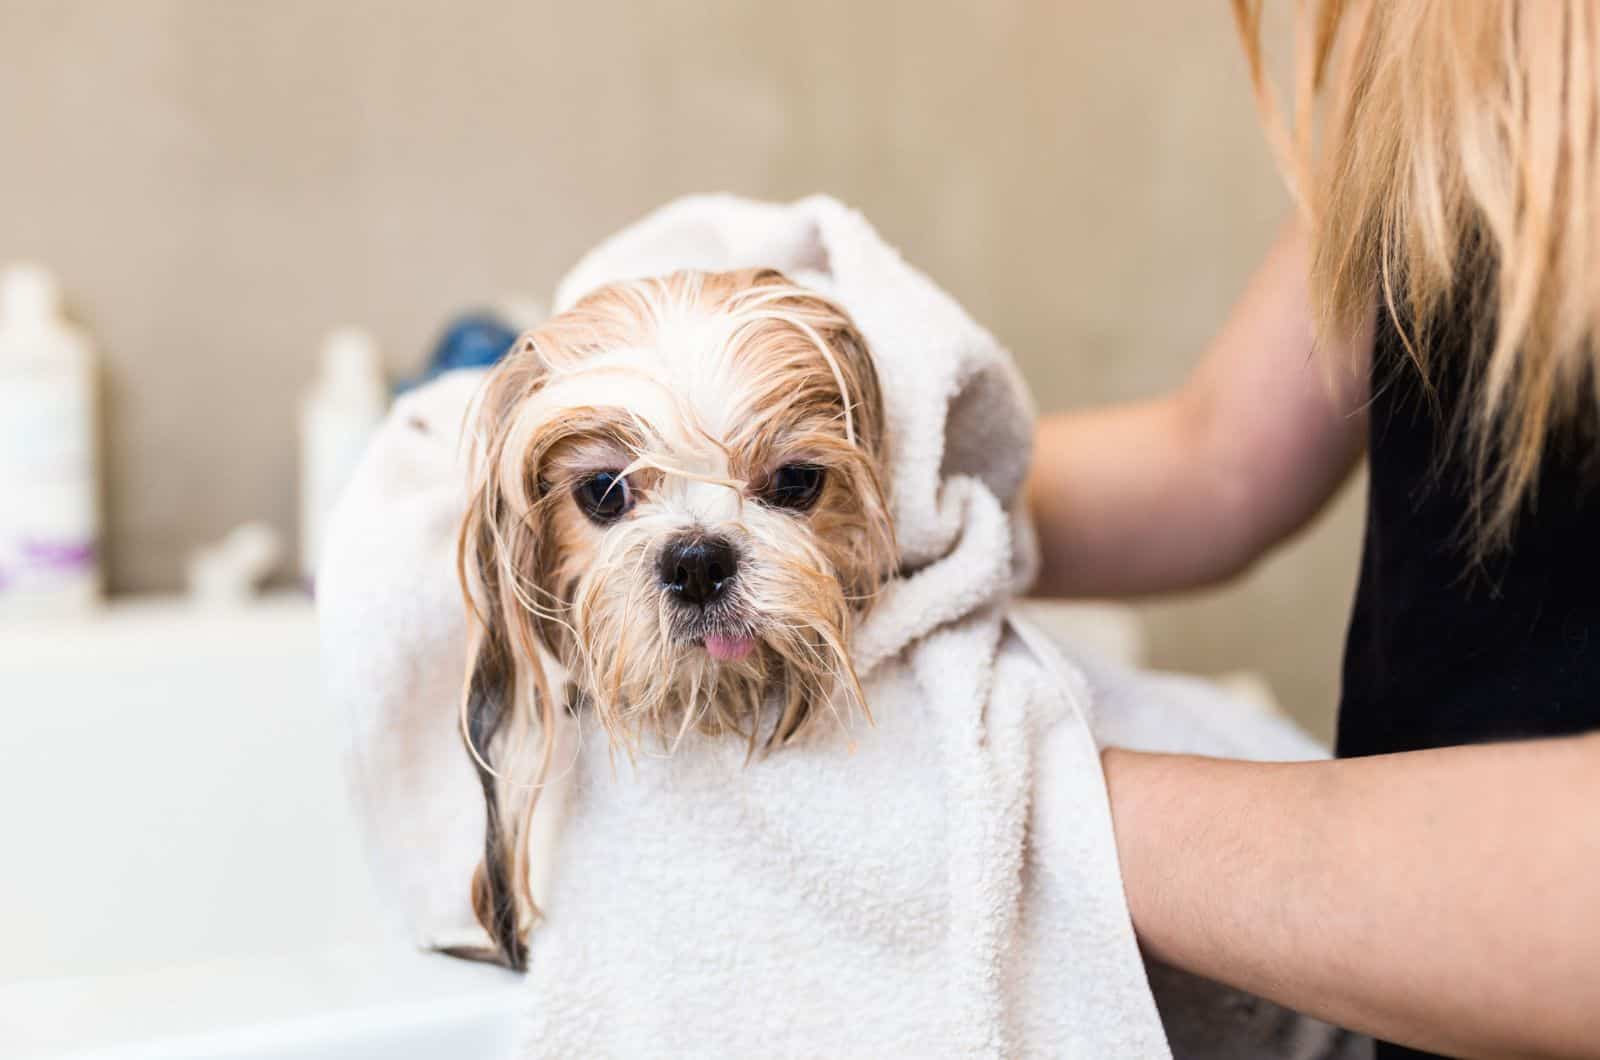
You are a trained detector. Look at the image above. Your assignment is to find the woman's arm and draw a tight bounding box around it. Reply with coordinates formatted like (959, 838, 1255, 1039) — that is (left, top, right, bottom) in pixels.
(1029, 220, 1371, 597)
(1103, 738, 1600, 1060)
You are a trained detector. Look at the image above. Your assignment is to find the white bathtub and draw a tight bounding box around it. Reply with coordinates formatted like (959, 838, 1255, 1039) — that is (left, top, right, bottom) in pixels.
(0, 596, 525, 1059)
(0, 593, 1168, 1059)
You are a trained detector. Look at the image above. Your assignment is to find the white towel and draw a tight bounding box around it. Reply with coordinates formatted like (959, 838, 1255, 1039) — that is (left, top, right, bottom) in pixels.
(319, 194, 1367, 1059)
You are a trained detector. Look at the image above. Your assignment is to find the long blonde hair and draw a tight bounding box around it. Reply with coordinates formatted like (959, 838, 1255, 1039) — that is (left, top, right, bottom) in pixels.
(1234, 0, 1600, 546)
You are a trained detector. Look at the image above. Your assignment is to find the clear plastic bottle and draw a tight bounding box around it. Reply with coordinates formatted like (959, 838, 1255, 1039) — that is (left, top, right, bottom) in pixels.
(0, 264, 102, 620)
(300, 327, 388, 588)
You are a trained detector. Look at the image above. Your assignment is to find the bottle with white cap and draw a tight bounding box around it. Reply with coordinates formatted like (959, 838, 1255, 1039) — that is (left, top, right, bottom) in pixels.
(0, 264, 102, 620)
(300, 326, 388, 588)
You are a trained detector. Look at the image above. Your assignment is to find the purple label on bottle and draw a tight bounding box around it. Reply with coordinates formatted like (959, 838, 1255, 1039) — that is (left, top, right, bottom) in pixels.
(19, 538, 98, 572)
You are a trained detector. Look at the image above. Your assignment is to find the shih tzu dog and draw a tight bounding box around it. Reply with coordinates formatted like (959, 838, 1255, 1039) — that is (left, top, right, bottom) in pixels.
(455, 268, 897, 969)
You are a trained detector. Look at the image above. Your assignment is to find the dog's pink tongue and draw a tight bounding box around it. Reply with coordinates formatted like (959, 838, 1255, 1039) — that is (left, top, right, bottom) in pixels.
(704, 634, 755, 663)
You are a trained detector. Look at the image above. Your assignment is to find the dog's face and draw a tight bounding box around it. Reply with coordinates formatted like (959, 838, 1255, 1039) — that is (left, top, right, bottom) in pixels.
(456, 268, 895, 967)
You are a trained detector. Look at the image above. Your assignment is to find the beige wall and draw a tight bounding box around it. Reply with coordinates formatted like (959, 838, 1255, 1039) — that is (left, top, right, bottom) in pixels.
(0, 0, 1360, 739)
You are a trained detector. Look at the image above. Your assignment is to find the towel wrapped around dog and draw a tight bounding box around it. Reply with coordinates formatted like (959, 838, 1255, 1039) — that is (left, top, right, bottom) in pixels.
(319, 194, 1368, 1059)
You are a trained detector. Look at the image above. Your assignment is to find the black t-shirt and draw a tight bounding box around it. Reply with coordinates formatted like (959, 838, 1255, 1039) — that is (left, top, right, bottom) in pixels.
(1338, 305, 1600, 1058)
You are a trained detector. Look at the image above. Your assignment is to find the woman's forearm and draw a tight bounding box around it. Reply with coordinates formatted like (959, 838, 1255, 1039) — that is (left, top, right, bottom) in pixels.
(1029, 220, 1368, 598)
(1102, 736, 1600, 1059)
(1029, 397, 1248, 596)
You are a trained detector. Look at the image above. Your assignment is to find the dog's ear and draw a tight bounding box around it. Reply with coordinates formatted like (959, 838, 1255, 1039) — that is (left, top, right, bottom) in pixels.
(817, 311, 886, 465)
(732, 267, 888, 462)
(447, 338, 558, 972)
(449, 611, 532, 970)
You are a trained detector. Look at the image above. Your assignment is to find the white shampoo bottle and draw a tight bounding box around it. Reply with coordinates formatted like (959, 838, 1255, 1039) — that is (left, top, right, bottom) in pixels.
(0, 264, 102, 620)
(300, 327, 388, 588)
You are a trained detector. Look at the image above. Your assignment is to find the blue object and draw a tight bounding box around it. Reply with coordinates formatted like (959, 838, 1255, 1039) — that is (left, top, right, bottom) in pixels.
(398, 311, 520, 393)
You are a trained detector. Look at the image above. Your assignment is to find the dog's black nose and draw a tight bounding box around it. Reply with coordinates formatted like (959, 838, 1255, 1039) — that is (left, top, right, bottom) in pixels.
(658, 536, 738, 607)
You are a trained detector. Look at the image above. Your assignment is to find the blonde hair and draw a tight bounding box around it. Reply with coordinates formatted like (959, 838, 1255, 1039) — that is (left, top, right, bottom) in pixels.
(1234, 0, 1600, 546)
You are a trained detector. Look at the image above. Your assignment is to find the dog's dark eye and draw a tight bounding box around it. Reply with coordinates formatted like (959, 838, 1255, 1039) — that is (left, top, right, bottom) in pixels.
(763, 463, 826, 511)
(574, 471, 632, 523)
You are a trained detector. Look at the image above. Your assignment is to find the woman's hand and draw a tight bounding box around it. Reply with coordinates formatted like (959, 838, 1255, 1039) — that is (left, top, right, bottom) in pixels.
(1029, 220, 1371, 597)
